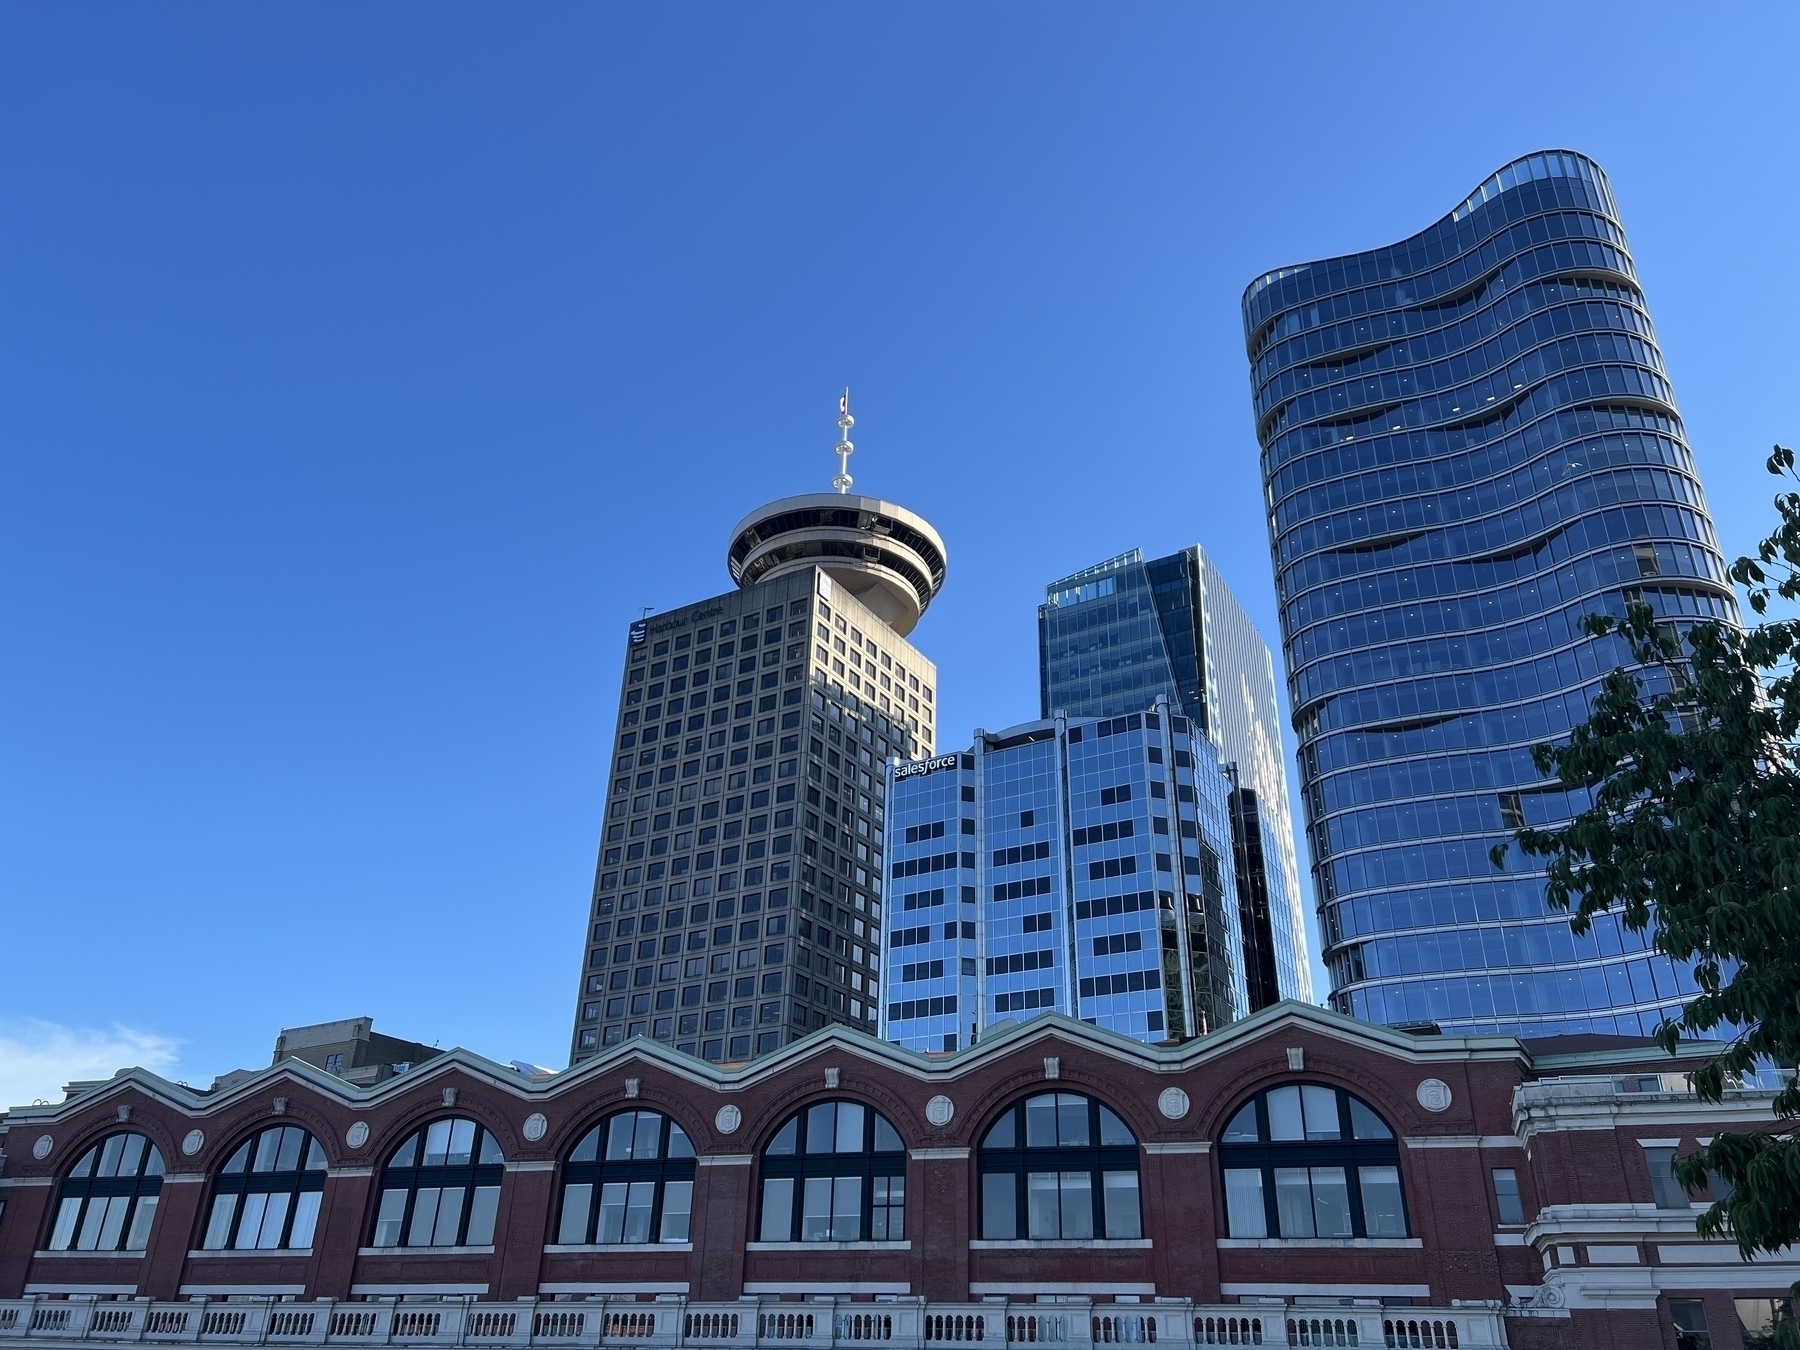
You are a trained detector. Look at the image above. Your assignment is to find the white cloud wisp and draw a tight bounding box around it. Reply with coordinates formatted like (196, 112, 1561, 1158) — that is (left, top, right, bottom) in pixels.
(0, 1020, 183, 1110)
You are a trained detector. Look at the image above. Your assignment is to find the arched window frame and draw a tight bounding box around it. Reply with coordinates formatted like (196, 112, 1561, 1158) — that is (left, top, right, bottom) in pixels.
(1215, 1082, 1408, 1240)
(756, 1099, 906, 1243)
(556, 1110, 697, 1246)
(201, 1124, 328, 1251)
(976, 1092, 1141, 1241)
(369, 1117, 506, 1249)
(46, 1131, 166, 1253)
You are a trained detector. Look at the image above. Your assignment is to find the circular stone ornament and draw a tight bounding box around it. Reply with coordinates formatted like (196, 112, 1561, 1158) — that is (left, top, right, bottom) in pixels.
(181, 1129, 206, 1157)
(925, 1095, 955, 1127)
(1157, 1087, 1191, 1121)
(32, 1134, 54, 1161)
(715, 1104, 742, 1135)
(1416, 1078, 1453, 1113)
(522, 1113, 548, 1143)
(345, 1121, 371, 1149)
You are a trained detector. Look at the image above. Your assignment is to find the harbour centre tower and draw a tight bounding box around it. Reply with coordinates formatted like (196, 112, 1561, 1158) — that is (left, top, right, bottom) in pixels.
(570, 398, 946, 1065)
(1244, 151, 1735, 1037)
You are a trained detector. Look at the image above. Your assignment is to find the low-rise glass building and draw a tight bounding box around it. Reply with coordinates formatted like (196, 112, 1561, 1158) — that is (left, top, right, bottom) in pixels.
(881, 702, 1246, 1052)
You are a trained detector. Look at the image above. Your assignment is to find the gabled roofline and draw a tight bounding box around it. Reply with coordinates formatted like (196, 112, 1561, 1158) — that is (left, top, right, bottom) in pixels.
(1, 1001, 1539, 1130)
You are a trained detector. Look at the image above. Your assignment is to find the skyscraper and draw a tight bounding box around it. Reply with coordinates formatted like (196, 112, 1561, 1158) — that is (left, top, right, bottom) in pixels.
(1039, 546, 1311, 1009)
(570, 398, 947, 1064)
(880, 699, 1247, 1053)
(1243, 151, 1735, 1037)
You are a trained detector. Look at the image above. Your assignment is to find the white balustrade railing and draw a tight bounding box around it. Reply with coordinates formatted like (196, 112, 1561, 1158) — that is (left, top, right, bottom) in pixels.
(0, 1298, 1507, 1350)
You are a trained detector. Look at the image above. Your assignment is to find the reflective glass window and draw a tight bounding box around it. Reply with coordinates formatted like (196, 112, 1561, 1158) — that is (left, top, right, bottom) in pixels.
(1216, 1084, 1407, 1240)
(979, 1092, 1140, 1240)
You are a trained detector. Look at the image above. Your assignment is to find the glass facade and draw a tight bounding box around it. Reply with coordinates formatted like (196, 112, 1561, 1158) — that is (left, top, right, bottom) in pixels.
(1039, 546, 1311, 1009)
(881, 702, 1246, 1052)
(1244, 150, 1735, 1036)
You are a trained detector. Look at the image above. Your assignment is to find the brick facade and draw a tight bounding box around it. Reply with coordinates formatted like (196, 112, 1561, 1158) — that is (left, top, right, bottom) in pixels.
(1, 1003, 1792, 1349)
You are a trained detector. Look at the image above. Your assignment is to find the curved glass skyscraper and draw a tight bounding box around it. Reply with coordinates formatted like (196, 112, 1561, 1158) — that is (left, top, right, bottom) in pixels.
(1243, 151, 1736, 1037)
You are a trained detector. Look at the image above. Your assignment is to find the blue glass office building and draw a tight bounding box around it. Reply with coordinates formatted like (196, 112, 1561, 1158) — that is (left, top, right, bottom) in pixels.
(1039, 546, 1312, 1010)
(1244, 150, 1736, 1036)
(880, 702, 1246, 1053)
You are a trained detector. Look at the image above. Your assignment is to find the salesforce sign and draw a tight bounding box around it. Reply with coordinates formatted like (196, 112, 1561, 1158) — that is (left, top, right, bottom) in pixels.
(894, 754, 960, 782)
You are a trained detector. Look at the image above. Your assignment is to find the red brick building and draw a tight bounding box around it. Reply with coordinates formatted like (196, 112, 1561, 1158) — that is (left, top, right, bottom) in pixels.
(1, 1003, 1791, 1349)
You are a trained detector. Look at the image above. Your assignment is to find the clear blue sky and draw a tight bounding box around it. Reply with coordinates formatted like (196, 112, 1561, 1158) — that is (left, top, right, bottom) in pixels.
(4, 4, 1796, 1101)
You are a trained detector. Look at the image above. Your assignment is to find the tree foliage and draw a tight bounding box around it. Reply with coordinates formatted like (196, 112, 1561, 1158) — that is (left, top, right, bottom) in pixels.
(1496, 446, 1800, 1317)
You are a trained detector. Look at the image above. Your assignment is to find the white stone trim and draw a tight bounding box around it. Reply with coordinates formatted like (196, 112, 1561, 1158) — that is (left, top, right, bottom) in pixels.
(1633, 1138, 1681, 1149)
(970, 1239, 1152, 1250)
(698, 1154, 754, 1166)
(1142, 1141, 1210, 1154)
(350, 1283, 490, 1296)
(743, 1282, 910, 1295)
(23, 1284, 138, 1296)
(1403, 1135, 1523, 1150)
(543, 1242, 693, 1253)
(505, 1160, 557, 1172)
(971, 1283, 1154, 1296)
(1658, 1243, 1797, 1264)
(178, 1284, 307, 1296)
(31, 1250, 145, 1260)
(541, 1282, 690, 1294)
(1221, 1283, 1430, 1298)
(355, 1245, 495, 1257)
(747, 1241, 910, 1251)
(185, 1248, 314, 1259)
(909, 1147, 970, 1160)
(1216, 1238, 1421, 1250)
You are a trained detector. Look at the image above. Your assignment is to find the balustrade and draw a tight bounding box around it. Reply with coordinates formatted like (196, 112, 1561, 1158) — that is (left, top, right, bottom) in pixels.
(0, 1296, 1496, 1350)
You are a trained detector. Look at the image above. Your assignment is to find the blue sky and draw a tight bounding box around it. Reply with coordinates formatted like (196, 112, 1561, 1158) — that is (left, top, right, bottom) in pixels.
(3, 4, 1796, 1102)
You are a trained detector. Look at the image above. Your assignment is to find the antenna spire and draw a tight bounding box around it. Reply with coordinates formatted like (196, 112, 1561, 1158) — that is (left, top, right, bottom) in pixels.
(832, 389, 855, 494)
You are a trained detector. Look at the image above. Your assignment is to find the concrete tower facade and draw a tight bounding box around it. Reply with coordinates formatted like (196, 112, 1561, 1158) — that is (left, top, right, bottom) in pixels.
(570, 398, 947, 1065)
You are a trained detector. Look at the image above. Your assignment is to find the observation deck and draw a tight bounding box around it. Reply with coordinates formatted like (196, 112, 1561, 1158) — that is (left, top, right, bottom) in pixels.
(726, 492, 947, 637)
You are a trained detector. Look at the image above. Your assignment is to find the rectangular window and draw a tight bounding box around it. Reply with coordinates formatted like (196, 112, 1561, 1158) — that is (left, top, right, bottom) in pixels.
(1646, 1146, 1690, 1209)
(372, 1189, 408, 1247)
(760, 1177, 794, 1242)
(1308, 1166, 1352, 1237)
(1223, 1169, 1266, 1239)
(982, 1172, 1017, 1240)
(124, 1196, 159, 1251)
(1735, 1297, 1792, 1350)
(560, 1183, 593, 1244)
(1102, 1171, 1141, 1239)
(288, 1192, 322, 1250)
(801, 1176, 835, 1240)
(1492, 1168, 1525, 1225)
(622, 1179, 656, 1243)
(203, 1193, 238, 1250)
(465, 1186, 500, 1246)
(1274, 1167, 1315, 1238)
(598, 1181, 630, 1243)
(1670, 1298, 1711, 1350)
(871, 1176, 904, 1240)
(1057, 1171, 1094, 1239)
(1358, 1165, 1406, 1236)
(49, 1197, 82, 1251)
(660, 1180, 694, 1242)
(431, 1186, 465, 1245)
(831, 1175, 861, 1241)
(1027, 1171, 1060, 1239)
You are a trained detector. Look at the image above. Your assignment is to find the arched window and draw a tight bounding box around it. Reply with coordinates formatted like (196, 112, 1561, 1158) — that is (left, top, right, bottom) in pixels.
(978, 1092, 1140, 1240)
(757, 1100, 906, 1243)
(557, 1110, 696, 1245)
(201, 1125, 327, 1251)
(1217, 1083, 1407, 1239)
(370, 1118, 505, 1249)
(47, 1132, 166, 1252)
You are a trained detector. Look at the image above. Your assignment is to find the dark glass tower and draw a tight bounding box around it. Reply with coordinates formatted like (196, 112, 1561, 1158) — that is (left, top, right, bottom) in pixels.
(1244, 151, 1736, 1037)
(1039, 546, 1311, 1011)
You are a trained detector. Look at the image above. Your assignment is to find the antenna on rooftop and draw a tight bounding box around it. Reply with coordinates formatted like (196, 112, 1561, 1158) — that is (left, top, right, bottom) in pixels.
(832, 389, 855, 494)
